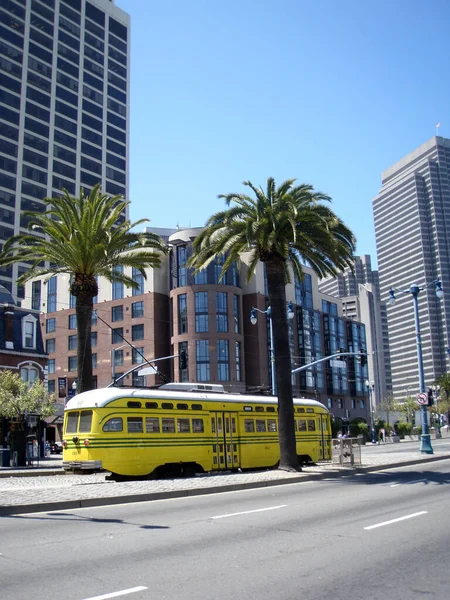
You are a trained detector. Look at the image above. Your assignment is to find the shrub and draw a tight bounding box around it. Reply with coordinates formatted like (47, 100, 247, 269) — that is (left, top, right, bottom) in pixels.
(396, 422, 412, 439)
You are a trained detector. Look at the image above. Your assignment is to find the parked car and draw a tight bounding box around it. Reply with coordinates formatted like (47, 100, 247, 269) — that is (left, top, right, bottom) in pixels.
(50, 442, 62, 454)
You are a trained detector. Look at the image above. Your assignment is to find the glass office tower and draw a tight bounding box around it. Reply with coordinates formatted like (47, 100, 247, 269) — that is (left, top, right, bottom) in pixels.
(0, 0, 130, 299)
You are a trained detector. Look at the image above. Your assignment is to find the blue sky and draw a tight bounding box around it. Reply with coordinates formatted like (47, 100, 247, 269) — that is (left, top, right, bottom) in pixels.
(117, 0, 449, 265)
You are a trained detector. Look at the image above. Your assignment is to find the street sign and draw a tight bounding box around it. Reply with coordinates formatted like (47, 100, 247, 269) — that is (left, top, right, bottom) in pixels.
(330, 359, 346, 369)
(416, 393, 428, 405)
(138, 365, 158, 376)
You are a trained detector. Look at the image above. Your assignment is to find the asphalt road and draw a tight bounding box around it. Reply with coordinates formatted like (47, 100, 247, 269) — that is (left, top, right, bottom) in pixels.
(1, 459, 449, 600)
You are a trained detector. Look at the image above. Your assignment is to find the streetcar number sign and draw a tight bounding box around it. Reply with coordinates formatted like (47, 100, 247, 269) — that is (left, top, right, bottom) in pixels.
(416, 393, 428, 405)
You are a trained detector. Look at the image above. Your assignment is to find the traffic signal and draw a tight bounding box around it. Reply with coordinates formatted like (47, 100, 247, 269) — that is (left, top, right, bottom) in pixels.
(359, 350, 367, 367)
(337, 348, 346, 361)
(427, 387, 434, 406)
(179, 349, 187, 370)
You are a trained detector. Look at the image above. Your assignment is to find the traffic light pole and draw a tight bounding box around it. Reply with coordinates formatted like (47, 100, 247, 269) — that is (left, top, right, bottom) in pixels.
(291, 351, 367, 374)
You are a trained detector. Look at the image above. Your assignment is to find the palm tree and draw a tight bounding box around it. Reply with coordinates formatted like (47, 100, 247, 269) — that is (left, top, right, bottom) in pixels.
(188, 178, 355, 471)
(0, 185, 167, 393)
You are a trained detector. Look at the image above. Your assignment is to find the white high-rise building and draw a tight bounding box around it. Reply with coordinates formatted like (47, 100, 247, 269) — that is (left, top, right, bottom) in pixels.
(0, 0, 130, 300)
(373, 137, 450, 400)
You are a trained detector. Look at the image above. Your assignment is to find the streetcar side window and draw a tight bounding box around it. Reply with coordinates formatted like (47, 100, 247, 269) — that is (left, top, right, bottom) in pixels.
(79, 410, 93, 432)
(256, 419, 266, 432)
(146, 417, 160, 433)
(267, 406, 275, 412)
(178, 418, 190, 433)
(192, 418, 204, 433)
(127, 402, 141, 408)
(298, 419, 307, 431)
(66, 412, 79, 433)
(103, 417, 123, 432)
(146, 402, 158, 409)
(177, 403, 188, 410)
(244, 419, 254, 432)
(211, 418, 216, 433)
(267, 419, 277, 432)
(307, 419, 316, 431)
(127, 417, 143, 433)
(162, 418, 175, 433)
(297, 408, 305, 413)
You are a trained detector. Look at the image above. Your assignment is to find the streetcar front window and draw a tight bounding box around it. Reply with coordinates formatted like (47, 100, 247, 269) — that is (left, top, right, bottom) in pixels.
(79, 410, 93, 432)
(66, 412, 79, 434)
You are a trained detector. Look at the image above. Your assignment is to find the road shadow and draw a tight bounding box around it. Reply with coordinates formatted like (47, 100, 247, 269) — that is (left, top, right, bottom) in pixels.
(322, 469, 450, 486)
(7, 511, 170, 529)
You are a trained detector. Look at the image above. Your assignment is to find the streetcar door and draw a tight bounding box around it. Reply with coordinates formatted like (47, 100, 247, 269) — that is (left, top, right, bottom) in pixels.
(317, 415, 330, 460)
(211, 412, 239, 470)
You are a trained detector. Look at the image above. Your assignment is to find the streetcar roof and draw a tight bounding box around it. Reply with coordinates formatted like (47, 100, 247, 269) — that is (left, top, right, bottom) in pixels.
(64, 386, 329, 412)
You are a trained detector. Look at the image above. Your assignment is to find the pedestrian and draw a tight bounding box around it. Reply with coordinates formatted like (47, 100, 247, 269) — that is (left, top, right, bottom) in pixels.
(45, 441, 50, 458)
(337, 431, 343, 439)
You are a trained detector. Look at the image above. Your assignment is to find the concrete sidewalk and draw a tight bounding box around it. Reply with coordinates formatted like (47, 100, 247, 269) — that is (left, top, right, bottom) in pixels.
(1, 441, 449, 516)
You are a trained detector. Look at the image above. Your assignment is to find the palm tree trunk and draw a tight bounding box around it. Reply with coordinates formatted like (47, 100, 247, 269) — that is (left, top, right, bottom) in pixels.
(266, 259, 300, 471)
(76, 292, 94, 393)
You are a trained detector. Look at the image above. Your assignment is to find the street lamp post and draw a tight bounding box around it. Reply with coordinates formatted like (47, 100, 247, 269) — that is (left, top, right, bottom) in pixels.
(365, 379, 377, 444)
(432, 384, 441, 438)
(388, 279, 444, 454)
(250, 302, 294, 396)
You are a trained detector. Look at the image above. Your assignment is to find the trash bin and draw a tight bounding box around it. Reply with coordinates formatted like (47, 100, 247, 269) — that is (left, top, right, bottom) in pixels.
(0, 449, 10, 467)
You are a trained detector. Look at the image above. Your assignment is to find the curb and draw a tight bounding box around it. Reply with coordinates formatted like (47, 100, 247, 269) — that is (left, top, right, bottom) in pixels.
(1, 453, 449, 516)
(0, 469, 65, 479)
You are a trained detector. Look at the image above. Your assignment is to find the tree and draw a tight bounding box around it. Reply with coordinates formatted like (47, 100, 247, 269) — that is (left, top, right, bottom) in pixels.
(396, 395, 417, 424)
(188, 178, 355, 471)
(0, 370, 55, 466)
(0, 186, 167, 393)
(376, 393, 396, 427)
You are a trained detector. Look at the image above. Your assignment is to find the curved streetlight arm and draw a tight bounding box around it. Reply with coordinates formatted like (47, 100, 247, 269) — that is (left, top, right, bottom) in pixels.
(291, 351, 367, 374)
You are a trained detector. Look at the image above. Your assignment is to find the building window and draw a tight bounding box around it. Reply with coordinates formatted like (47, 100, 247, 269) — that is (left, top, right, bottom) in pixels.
(338, 399, 343, 409)
(32, 280, 41, 310)
(234, 294, 240, 333)
(46, 338, 55, 353)
(68, 334, 77, 351)
(46, 318, 56, 333)
(132, 347, 145, 364)
(22, 315, 37, 349)
(91, 331, 97, 347)
(48, 359, 55, 374)
(217, 340, 229, 381)
(213, 255, 227, 284)
(235, 342, 242, 382)
(327, 398, 333, 409)
(132, 324, 144, 341)
(112, 327, 123, 344)
(132, 301, 144, 318)
(91, 310, 97, 326)
(179, 341, 188, 382)
(177, 245, 187, 286)
(359, 399, 365, 409)
(216, 292, 228, 333)
(178, 294, 187, 334)
(195, 291, 208, 333)
(92, 353, 97, 369)
(112, 265, 123, 299)
(193, 268, 207, 284)
(230, 261, 239, 287)
(196, 340, 210, 382)
(47, 275, 57, 312)
(111, 305, 123, 322)
(47, 380, 55, 394)
(351, 399, 356, 409)
(132, 371, 145, 388)
(132, 267, 144, 295)
(113, 349, 124, 366)
(68, 356, 77, 371)
(20, 366, 39, 386)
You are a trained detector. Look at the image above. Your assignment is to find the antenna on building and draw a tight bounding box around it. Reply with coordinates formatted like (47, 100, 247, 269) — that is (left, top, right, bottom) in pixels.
(436, 122, 441, 136)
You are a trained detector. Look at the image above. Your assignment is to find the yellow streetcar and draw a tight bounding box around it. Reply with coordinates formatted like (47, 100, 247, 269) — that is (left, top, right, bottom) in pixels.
(62, 383, 332, 478)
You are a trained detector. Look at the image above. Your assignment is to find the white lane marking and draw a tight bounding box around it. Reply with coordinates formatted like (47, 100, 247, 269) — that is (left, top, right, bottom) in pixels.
(391, 479, 426, 487)
(81, 586, 148, 600)
(364, 511, 428, 531)
(211, 504, 287, 520)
